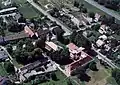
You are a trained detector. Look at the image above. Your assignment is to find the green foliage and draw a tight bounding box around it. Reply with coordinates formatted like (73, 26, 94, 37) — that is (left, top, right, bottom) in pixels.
(6, 44, 13, 54)
(88, 12, 95, 19)
(70, 31, 91, 49)
(89, 61, 98, 71)
(67, 79, 73, 85)
(112, 68, 120, 85)
(4, 62, 15, 74)
(91, 24, 100, 31)
(60, 47, 70, 58)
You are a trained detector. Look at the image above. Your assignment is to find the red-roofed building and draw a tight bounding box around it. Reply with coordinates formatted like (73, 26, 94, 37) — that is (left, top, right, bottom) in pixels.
(65, 43, 93, 76)
(67, 43, 78, 51)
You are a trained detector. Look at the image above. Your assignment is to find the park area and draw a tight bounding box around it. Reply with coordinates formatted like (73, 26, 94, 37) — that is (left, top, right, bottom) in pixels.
(86, 61, 118, 85)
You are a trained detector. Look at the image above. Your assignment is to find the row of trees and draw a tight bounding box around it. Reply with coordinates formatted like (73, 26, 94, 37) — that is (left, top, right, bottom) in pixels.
(112, 68, 120, 85)
(94, 0, 120, 11)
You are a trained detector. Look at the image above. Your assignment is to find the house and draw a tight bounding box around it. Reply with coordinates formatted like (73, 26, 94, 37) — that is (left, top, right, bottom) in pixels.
(96, 35, 108, 47)
(96, 39, 105, 47)
(65, 43, 93, 76)
(94, 13, 101, 22)
(45, 41, 62, 51)
(82, 14, 92, 24)
(19, 58, 57, 82)
(99, 25, 109, 34)
(68, 14, 82, 28)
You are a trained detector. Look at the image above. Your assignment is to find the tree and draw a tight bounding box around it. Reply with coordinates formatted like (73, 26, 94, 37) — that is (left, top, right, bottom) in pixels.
(70, 31, 91, 50)
(100, 15, 115, 26)
(67, 79, 73, 85)
(60, 47, 70, 58)
(35, 39, 45, 50)
(15, 49, 29, 64)
(6, 44, 13, 54)
(52, 26, 65, 43)
(88, 12, 95, 19)
(110, 23, 119, 31)
(71, 66, 86, 76)
(77, 73, 91, 82)
(74, 1, 79, 8)
(98, 0, 106, 5)
(89, 61, 98, 71)
(17, 40, 24, 49)
(50, 72, 58, 81)
(0, 28, 5, 41)
(91, 24, 100, 31)
(4, 62, 15, 74)
(18, 16, 26, 23)
(8, 22, 24, 32)
(81, 7, 88, 13)
(31, 48, 43, 60)
(112, 68, 120, 85)
(33, 0, 38, 3)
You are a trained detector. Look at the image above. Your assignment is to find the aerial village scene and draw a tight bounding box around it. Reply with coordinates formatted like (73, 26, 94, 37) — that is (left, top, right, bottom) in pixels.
(0, 0, 120, 85)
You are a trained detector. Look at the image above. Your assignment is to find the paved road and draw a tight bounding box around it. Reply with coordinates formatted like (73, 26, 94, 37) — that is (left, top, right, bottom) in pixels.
(27, 0, 72, 36)
(85, 0, 120, 23)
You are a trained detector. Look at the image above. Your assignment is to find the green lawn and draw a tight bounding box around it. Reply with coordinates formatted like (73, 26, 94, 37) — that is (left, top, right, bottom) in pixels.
(0, 0, 41, 18)
(0, 63, 8, 76)
(106, 77, 118, 85)
(11, 0, 40, 18)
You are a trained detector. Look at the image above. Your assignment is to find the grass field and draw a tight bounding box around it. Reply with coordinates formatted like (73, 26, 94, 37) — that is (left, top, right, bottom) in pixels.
(0, 0, 41, 18)
(12, 0, 40, 18)
(0, 63, 8, 76)
(85, 61, 118, 85)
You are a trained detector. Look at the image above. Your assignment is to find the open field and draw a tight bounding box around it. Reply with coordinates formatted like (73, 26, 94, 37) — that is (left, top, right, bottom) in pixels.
(86, 61, 118, 85)
(0, 0, 41, 18)
(0, 63, 8, 76)
(12, 0, 40, 18)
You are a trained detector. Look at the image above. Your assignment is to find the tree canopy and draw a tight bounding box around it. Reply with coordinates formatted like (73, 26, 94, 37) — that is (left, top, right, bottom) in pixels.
(70, 31, 91, 50)
(4, 62, 15, 74)
(112, 68, 120, 85)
